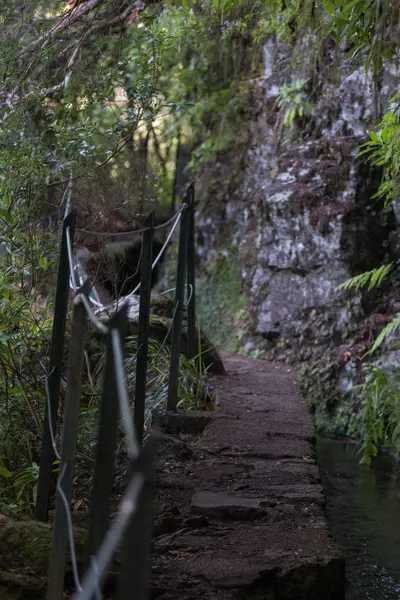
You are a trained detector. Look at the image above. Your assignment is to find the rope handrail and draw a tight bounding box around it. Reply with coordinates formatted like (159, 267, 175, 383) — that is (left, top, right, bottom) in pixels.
(75, 203, 187, 238)
(41, 363, 82, 593)
(111, 328, 140, 460)
(41, 265, 142, 599)
(39, 184, 195, 599)
(161, 283, 193, 308)
(68, 205, 184, 312)
(125, 210, 182, 299)
(75, 471, 145, 600)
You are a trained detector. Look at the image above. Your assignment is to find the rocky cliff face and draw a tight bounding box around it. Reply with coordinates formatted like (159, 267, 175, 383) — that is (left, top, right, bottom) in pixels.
(197, 40, 400, 433)
(240, 40, 398, 344)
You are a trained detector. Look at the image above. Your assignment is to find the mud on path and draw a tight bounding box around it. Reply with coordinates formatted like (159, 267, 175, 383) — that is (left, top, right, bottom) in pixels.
(149, 352, 344, 600)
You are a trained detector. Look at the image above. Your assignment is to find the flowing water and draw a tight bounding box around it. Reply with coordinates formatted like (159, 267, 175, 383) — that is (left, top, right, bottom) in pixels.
(317, 438, 400, 600)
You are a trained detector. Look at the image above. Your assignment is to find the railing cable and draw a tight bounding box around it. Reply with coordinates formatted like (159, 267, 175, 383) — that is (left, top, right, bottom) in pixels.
(39, 187, 195, 599)
(75, 471, 145, 600)
(126, 210, 183, 298)
(75, 204, 186, 238)
(111, 328, 140, 460)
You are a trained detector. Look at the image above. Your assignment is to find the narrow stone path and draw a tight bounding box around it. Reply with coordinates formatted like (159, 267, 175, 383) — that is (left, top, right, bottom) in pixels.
(151, 352, 344, 600)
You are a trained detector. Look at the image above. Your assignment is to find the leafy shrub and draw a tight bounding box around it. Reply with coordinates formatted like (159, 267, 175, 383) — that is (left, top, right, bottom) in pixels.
(276, 79, 312, 128)
(0, 285, 54, 513)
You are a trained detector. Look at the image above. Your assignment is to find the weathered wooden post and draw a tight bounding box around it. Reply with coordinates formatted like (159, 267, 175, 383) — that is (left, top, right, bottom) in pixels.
(36, 210, 76, 522)
(134, 211, 155, 443)
(46, 281, 89, 600)
(86, 306, 128, 563)
(167, 191, 191, 411)
(118, 438, 156, 600)
(186, 183, 196, 359)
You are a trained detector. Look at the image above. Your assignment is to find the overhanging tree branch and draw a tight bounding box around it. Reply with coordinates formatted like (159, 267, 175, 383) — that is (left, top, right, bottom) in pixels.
(2, 0, 146, 111)
(22, 0, 145, 58)
(22, 0, 106, 56)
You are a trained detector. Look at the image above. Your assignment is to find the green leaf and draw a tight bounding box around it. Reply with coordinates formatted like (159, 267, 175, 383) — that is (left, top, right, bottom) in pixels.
(0, 466, 12, 478)
(367, 315, 400, 355)
(369, 131, 381, 144)
(389, 93, 400, 103)
(337, 264, 393, 293)
(0, 209, 13, 223)
(39, 256, 48, 270)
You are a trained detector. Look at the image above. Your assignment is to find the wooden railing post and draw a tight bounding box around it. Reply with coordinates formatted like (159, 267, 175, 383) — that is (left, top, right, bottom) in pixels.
(118, 438, 157, 600)
(46, 282, 89, 600)
(134, 212, 155, 443)
(86, 306, 128, 563)
(36, 210, 76, 522)
(186, 183, 196, 359)
(167, 192, 191, 411)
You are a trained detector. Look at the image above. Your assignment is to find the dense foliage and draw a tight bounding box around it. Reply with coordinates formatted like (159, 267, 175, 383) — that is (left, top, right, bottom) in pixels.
(0, 0, 278, 513)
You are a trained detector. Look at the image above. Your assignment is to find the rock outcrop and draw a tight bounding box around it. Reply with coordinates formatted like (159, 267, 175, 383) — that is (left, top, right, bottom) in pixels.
(196, 38, 400, 432)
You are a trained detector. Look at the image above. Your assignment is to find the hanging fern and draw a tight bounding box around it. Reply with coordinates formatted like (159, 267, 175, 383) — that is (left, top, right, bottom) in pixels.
(337, 263, 393, 292)
(355, 364, 400, 463)
(366, 314, 400, 355)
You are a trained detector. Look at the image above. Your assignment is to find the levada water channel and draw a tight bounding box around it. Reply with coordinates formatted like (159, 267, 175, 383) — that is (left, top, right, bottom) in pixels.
(317, 438, 400, 599)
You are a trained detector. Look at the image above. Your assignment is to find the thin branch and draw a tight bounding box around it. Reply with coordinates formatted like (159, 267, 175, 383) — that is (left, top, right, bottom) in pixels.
(5, 1, 144, 107)
(48, 120, 142, 188)
(21, 0, 106, 56)
(22, 0, 145, 58)
(150, 125, 167, 175)
(64, 42, 82, 89)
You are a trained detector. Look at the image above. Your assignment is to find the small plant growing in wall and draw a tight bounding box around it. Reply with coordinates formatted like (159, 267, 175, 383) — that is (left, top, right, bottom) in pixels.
(276, 78, 312, 127)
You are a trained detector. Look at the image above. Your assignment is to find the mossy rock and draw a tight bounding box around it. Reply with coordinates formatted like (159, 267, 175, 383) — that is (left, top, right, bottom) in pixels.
(0, 515, 118, 599)
(0, 516, 83, 598)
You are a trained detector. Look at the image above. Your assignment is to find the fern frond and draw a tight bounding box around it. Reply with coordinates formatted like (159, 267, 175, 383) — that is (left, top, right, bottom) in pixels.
(367, 315, 400, 355)
(337, 263, 393, 292)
